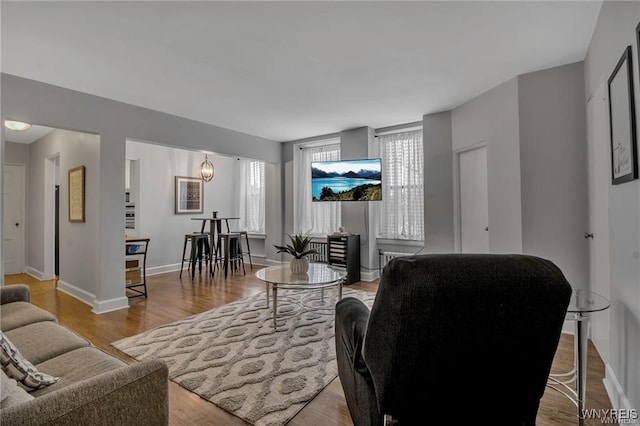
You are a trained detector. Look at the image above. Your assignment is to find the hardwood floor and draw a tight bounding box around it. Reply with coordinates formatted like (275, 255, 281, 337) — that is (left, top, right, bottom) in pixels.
(4, 268, 614, 425)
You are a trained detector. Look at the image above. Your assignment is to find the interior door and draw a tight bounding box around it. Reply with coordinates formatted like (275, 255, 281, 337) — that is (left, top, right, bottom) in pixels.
(459, 145, 489, 253)
(586, 79, 611, 361)
(3, 164, 26, 275)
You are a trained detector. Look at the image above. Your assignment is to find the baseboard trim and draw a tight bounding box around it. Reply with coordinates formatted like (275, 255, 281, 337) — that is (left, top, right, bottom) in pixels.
(146, 263, 181, 276)
(25, 267, 45, 281)
(57, 280, 95, 307)
(360, 270, 378, 282)
(603, 363, 635, 412)
(92, 296, 129, 314)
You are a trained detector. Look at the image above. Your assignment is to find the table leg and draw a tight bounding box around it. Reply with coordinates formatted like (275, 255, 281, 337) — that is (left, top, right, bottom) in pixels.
(272, 286, 278, 329)
(576, 313, 588, 425)
(266, 283, 270, 308)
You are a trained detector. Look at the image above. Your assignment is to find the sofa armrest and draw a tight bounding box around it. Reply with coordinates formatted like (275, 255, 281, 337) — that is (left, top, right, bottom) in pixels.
(0, 359, 169, 425)
(0, 285, 30, 305)
(336, 297, 370, 374)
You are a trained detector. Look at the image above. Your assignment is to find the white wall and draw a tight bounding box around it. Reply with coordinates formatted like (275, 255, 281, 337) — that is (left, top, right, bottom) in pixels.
(518, 62, 589, 291)
(452, 77, 523, 253)
(125, 141, 239, 273)
(28, 129, 99, 300)
(584, 0, 640, 413)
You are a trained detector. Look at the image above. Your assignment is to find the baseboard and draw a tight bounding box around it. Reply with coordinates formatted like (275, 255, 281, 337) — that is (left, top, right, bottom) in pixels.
(92, 296, 129, 314)
(146, 263, 181, 276)
(360, 270, 378, 282)
(603, 363, 635, 413)
(264, 258, 285, 266)
(57, 280, 95, 307)
(25, 266, 45, 281)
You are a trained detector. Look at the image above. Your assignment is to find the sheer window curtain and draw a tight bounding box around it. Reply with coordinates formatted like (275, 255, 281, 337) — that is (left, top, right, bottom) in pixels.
(377, 130, 424, 240)
(294, 143, 341, 236)
(238, 159, 265, 233)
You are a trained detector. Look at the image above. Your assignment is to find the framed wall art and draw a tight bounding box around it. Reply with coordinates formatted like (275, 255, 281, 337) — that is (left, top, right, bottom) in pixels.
(608, 45, 638, 185)
(175, 176, 204, 214)
(68, 166, 85, 223)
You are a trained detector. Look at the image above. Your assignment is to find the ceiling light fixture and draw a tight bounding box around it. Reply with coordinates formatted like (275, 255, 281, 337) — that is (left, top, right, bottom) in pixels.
(4, 120, 32, 131)
(200, 154, 214, 182)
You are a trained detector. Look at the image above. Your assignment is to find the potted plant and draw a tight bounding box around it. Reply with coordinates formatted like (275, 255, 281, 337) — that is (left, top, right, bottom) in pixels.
(274, 234, 318, 273)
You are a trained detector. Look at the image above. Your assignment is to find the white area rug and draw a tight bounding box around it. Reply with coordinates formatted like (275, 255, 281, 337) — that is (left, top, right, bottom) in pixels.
(112, 288, 375, 426)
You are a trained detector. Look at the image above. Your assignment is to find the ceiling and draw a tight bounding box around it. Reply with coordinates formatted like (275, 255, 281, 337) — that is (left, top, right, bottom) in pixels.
(4, 125, 55, 145)
(1, 1, 602, 142)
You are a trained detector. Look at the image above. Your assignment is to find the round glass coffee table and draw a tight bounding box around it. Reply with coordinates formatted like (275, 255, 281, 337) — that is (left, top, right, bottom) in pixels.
(255, 263, 346, 329)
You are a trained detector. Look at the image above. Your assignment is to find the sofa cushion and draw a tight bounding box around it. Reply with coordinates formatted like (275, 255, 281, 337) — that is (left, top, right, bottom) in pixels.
(4, 321, 90, 365)
(0, 302, 57, 332)
(0, 332, 59, 391)
(0, 369, 34, 408)
(31, 346, 127, 397)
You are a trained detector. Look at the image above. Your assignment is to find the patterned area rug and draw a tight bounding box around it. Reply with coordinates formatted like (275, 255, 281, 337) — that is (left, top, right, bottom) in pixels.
(112, 287, 375, 426)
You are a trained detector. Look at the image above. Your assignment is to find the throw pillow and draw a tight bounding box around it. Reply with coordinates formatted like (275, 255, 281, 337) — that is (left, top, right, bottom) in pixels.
(0, 331, 59, 391)
(0, 369, 34, 408)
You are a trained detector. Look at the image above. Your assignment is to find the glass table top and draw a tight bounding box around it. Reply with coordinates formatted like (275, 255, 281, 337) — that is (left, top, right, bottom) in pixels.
(567, 289, 610, 313)
(255, 263, 346, 287)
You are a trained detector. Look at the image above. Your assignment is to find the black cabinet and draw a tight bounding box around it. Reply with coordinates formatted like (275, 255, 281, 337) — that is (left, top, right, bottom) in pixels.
(327, 234, 360, 284)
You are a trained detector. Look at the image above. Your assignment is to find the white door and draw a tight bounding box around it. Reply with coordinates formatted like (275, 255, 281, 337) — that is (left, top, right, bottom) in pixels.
(3, 164, 26, 275)
(459, 145, 489, 253)
(586, 79, 611, 362)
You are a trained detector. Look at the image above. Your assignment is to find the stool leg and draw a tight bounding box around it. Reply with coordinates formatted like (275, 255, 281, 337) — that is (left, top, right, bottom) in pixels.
(190, 236, 197, 280)
(180, 236, 188, 278)
(244, 234, 253, 268)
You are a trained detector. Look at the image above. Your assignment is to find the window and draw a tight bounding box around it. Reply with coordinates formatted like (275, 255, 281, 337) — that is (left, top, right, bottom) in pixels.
(238, 159, 265, 234)
(377, 129, 424, 240)
(294, 142, 341, 236)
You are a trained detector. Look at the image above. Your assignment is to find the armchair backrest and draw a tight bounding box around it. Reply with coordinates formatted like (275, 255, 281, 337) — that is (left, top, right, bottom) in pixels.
(363, 254, 572, 424)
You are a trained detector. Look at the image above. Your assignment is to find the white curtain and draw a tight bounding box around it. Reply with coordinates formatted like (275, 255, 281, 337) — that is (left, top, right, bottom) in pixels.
(238, 159, 265, 233)
(377, 130, 424, 240)
(294, 142, 341, 236)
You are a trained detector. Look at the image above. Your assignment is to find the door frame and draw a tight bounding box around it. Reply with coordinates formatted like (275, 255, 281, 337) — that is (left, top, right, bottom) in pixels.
(4, 163, 26, 275)
(453, 141, 487, 252)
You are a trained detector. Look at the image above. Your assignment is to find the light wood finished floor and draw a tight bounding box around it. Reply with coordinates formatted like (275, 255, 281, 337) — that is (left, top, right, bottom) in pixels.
(4, 268, 614, 425)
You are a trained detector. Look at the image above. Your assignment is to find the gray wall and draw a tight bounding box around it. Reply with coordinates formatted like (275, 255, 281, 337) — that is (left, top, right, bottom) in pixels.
(423, 112, 454, 252)
(452, 78, 523, 253)
(518, 62, 589, 290)
(1, 73, 281, 312)
(5, 142, 29, 165)
(29, 129, 99, 296)
(340, 127, 377, 274)
(584, 0, 640, 412)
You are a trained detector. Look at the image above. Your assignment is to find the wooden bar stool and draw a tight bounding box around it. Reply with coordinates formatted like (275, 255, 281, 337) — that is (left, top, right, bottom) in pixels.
(180, 232, 211, 280)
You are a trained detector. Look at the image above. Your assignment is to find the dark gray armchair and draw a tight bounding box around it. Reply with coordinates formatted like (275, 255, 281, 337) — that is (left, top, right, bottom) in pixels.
(335, 254, 572, 426)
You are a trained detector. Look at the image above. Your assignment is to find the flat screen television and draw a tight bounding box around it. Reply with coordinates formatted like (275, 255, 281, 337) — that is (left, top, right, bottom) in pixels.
(311, 158, 382, 201)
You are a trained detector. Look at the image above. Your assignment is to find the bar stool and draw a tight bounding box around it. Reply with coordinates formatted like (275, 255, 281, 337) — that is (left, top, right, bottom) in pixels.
(228, 230, 252, 268)
(215, 232, 245, 278)
(180, 232, 211, 280)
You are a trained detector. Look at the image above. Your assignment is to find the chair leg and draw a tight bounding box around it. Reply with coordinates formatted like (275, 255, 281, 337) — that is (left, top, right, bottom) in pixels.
(190, 236, 197, 280)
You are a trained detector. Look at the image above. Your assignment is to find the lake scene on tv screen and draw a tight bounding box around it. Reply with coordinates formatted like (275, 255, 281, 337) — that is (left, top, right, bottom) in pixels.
(312, 158, 382, 201)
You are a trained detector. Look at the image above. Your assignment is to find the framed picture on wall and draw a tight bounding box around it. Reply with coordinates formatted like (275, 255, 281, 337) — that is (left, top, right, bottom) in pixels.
(175, 176, 204, 214)
(68, 166, 85, 223)
(607, 45, 638, 185)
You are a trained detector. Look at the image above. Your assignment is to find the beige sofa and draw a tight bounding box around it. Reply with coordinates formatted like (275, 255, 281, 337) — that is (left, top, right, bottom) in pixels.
(0, 285, 168, 425)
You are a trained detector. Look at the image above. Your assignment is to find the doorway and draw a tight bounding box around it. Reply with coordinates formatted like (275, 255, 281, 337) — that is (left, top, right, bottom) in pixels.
(3, 164, 26, 274)
(455, 144, 489, 253)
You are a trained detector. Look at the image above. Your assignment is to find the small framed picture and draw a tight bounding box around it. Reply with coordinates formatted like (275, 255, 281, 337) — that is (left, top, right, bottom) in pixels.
(175, 176, 204, 214)
(68, 166, 85, 223)
(608, 45, 638, 184)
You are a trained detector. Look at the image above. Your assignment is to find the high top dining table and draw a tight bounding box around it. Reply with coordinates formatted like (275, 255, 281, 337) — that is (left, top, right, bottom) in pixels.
(190, 217, 240, 277)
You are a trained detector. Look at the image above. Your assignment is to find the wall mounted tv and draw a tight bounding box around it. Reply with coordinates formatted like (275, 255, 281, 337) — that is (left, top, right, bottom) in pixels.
(311, 158, 382, 202)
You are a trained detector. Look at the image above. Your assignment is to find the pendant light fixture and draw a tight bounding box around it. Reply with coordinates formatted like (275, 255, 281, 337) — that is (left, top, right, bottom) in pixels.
(200, 154, 214, 182)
